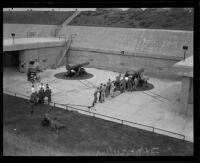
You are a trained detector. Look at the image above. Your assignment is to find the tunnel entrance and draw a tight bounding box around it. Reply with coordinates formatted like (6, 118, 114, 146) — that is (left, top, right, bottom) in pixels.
(3, 51, 20, 69)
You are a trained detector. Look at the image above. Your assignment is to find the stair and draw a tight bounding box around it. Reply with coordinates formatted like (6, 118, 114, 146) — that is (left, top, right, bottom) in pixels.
(62, 10, 81, 25)
(55, 10, 80, 67)
(55, 10, 81, 37)
(56, 38, 72, 68)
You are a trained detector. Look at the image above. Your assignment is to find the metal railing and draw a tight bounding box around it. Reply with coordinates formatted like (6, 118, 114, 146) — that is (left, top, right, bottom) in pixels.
(27, 32, 36, 38)
(58, 35, 67, 40)
(3, 89, 186, 141)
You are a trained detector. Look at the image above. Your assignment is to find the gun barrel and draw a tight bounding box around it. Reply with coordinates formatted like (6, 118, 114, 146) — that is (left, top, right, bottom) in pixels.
(126, 67, 144, 76)
(79, 62, 89, 67)
(67, 62, 90, 70)
(72, 62, 89, 69)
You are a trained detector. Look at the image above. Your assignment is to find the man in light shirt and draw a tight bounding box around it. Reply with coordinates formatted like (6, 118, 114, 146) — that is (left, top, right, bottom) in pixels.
(31, 85, 36, 93)
(110, 81, 115, 98)
(38, 83, 45, 90)
(35, 59, 42, 72)
(125, 76, 129, 90)
(133, 77, 138, 91)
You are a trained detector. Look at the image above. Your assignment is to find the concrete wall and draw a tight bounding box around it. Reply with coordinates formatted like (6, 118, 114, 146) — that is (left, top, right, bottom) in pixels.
(3, 24, 193, 78)
(3, 24, 59, 39)
(64, 26, 193, 59)
(62, 26, 193, 78)
(189, 78, 193, 104)
(23, 46, 65, 72)
(68, 48, 181, 78)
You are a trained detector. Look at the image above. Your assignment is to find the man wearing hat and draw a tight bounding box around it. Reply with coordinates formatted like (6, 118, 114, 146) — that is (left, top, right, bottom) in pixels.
(45, 84, 52, 104)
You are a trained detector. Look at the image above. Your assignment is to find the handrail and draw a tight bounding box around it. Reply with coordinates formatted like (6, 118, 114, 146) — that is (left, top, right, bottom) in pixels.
(58, 35, 67, 40)
(78, 80, 93, 89)
(3, 89, 185, 141)
(153, 127, 185, 140)
(6, 34, 36, 39)
(27, 32, 36, 38)
(84, 79, 97, 88)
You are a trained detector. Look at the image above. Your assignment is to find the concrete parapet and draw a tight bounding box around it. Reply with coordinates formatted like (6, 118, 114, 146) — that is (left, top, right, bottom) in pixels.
(3, 38, 65, 52)
(64, 26, 193, 59)
(3, 24, 59, 39)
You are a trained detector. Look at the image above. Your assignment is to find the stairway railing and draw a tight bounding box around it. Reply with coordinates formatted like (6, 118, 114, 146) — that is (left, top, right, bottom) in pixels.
(56, 36, 73, 68)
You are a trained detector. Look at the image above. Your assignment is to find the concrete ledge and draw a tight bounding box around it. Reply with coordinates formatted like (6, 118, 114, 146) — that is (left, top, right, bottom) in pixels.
(172, 56, 193, 77)
(3, 38, 65, 52)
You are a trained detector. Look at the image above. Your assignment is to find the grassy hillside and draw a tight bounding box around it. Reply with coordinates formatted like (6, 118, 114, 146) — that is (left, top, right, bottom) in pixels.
(3, 94, 193, 156)
(3, 11, 74, 25)
(3, 9, 193, 30)
(69, 8, 193, 30)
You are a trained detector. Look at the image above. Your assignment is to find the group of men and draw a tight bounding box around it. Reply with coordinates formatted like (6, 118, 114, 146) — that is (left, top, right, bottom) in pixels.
(91, 72, 148, 107)
(30, 82, 52, 115)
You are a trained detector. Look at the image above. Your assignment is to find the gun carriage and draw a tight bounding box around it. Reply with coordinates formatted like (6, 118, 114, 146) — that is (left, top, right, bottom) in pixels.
(125, 67, 149, 87)
(65, 62, 90, 77)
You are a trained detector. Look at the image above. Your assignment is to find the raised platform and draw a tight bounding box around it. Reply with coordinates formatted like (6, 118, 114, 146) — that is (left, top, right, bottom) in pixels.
(172, 56, 193, 114)
(3, 37, 65, 52)
(3, 67, 193, 142)
(173, 56, 193, 77)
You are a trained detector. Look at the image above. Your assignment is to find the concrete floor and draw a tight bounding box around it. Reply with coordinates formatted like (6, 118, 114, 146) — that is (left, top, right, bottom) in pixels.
(3, 67, 193, 142)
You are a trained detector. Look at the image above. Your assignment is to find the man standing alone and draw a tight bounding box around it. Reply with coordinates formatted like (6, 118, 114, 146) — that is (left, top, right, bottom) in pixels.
(30, 91, 38, 115)
(45, 84, 52, 104)
(35, 59, 41, 72)
(91, 87, 99, 107)
(99, 83, 103, 103)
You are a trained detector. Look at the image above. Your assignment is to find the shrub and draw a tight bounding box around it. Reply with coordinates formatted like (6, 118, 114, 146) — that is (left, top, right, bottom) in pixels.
(139, 21, 153, 28)
(161, 23, 173, 28)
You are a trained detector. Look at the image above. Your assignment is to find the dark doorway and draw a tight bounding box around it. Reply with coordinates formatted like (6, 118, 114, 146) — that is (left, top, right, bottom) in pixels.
(3, 51, 20, 68)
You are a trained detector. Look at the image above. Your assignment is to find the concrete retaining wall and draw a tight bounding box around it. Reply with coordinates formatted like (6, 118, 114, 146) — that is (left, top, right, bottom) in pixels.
(64, 26, 193, 59)
(3, 24, 59, 39)
(3, 24, 193, 78)
(14, 46, 65, 72)
(26, 46, 65, 70)
(68, 48, 181, 78)
(63, 26, 193, 78)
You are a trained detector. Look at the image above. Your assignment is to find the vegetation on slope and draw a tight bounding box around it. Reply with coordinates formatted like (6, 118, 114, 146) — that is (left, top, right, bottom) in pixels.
(69, 8, 193, 30)
(3, 94, 193, 156)
(3, 11, 74, 25)
(3, 8, 193, 30)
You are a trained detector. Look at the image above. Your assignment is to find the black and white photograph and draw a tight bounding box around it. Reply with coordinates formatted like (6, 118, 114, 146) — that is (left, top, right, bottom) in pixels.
(2, 4, 197, 157)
